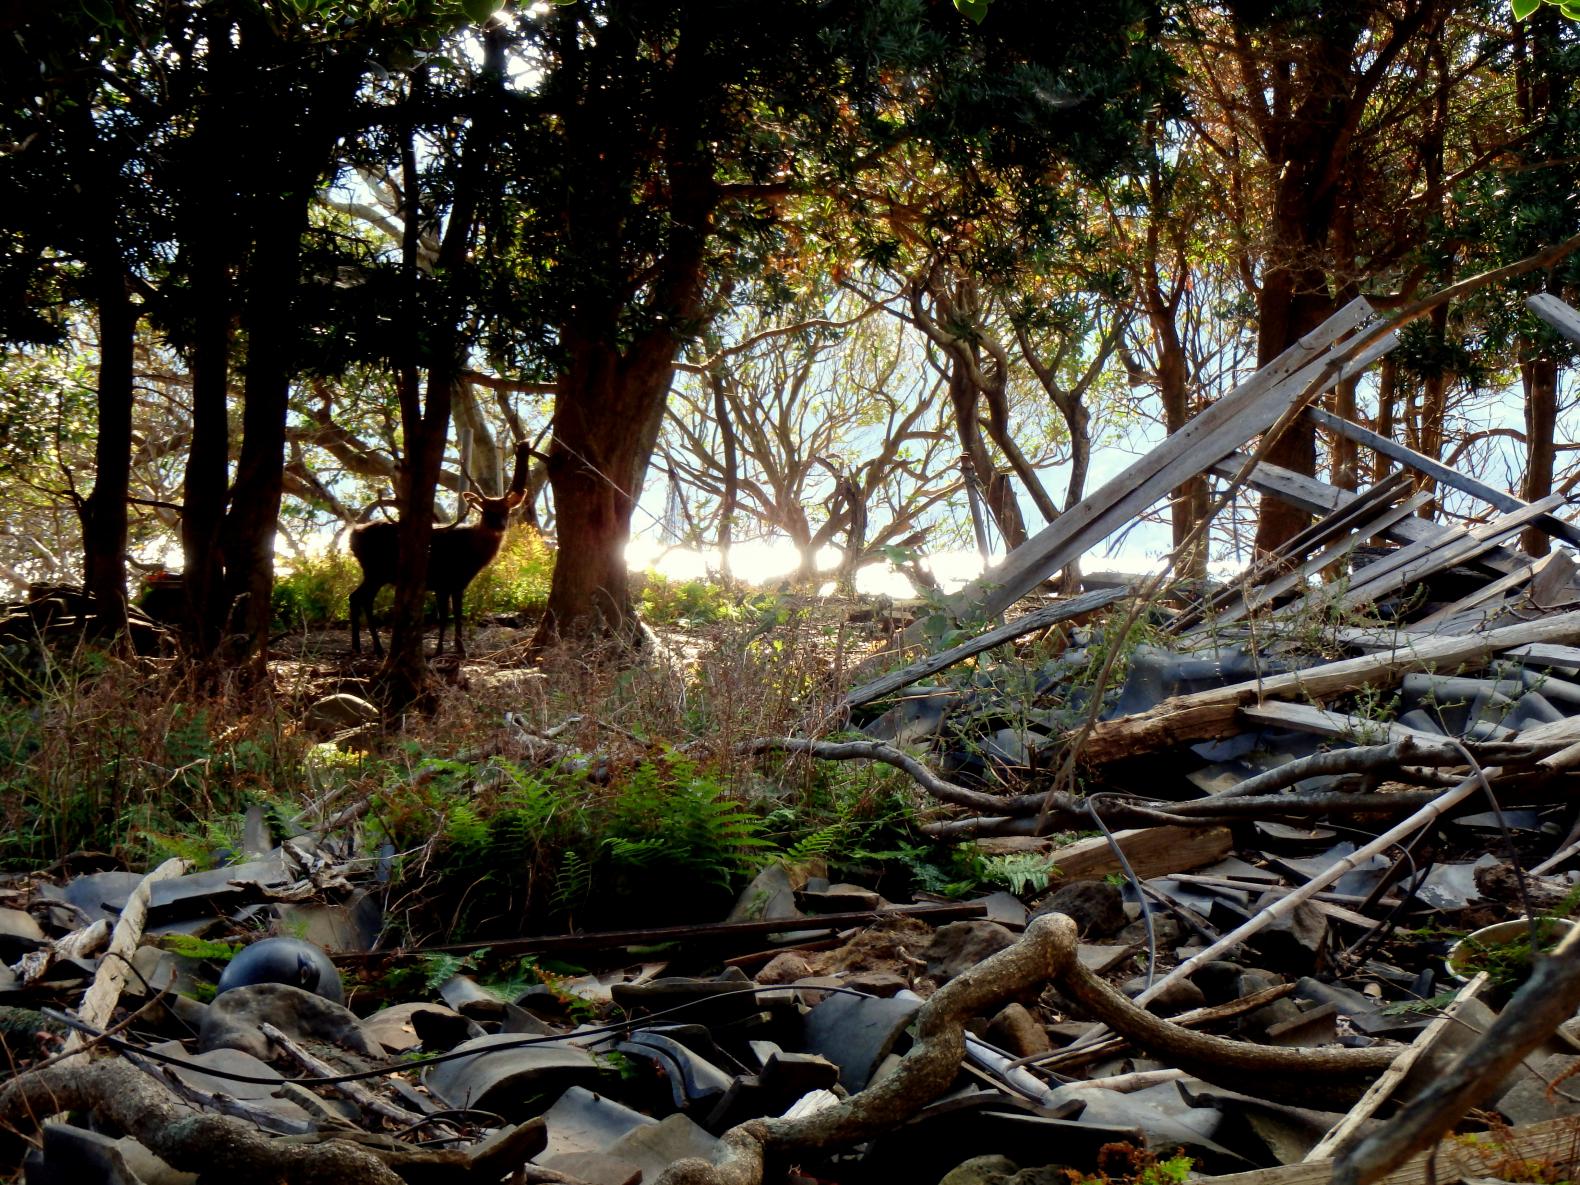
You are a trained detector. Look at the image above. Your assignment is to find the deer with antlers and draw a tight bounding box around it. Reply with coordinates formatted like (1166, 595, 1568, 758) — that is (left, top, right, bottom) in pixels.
(349, 445, 529, 658)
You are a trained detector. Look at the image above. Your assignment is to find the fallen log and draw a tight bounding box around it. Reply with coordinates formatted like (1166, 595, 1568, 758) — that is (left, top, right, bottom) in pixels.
(1078, 610, 1580, 767)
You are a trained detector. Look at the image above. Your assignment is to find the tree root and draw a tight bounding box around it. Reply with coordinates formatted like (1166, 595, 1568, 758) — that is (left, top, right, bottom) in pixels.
(0, 1056, 556, 1185)
(655, 911, 1394, 1185)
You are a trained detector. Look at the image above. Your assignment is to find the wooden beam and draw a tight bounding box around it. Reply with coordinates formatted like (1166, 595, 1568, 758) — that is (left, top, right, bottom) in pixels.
(949, 299, 1381, 620)
(1078, 609, 1580, 766)
(1201, 1115, 1580, 1185)
(1308, 405, 1580, 550)
(974, 825, 1233, 881)
(1211, 454, 1529, 576)
(841, 585, 1129, 710)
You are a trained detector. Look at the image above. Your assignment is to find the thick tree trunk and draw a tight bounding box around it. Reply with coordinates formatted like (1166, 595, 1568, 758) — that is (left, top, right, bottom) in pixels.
(1153, 310, 1208, 578)
(222, 199, 305, 672)
(180, 239, 233, 661)
(533, 349, 674, 646)
(179, 3, 236, 662)
(1252, 261, 1332, 552)
(81, 276, 136, 637)
(948, 363, 1026, 552)
(1373, 354, 1398, 485)
(1522, 356, 1559, 556)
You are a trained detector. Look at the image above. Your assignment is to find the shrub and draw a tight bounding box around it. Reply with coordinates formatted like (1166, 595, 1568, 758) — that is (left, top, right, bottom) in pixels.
(465, 525, 555, 619)
(271, 550, 363, 630)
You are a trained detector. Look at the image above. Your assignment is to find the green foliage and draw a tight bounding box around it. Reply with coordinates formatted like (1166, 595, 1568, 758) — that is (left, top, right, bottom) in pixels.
(418, 949, 485, 994)
(875, 841, 1058, 899)
(465, 525, 556, 618)
(271, 550, 364, 631)
(1514, 0, 1580, 21)
(599, 755, 773, 889)
(158, 935, 242, 961)
(638, 574, 741, 627)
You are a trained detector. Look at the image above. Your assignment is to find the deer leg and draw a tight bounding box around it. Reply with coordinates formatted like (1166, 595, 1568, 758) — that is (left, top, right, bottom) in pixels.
(452, 588, 466, 658)
(434, 592, 447, 657)
(350, 581, 383, 657)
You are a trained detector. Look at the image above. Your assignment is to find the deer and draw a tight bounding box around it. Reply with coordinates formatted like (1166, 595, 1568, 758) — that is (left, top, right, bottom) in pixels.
(349, 444, 529, 658)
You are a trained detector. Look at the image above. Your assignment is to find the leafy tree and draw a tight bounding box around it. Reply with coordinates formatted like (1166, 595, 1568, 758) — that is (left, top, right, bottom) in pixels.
(474, 0, 1174, 648)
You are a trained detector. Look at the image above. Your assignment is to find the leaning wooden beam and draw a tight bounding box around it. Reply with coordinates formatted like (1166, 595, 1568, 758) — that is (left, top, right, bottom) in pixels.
(1303, 973, 1489, 1162)
(946, 298, 1380, 621)
(58, 856, 188, 1070)
(841, 584, 1129, 710)
(1308, 404, 1580, 550)
(1171, 473, 1414, 632)
(1210, 455, 1530, 577)
(1334, 920, 1580, 1185)
(1411, 550, 1559, 631)
(1078, 609, 1580, 766)
(1194, 492, 1430, 633)
(1337, 495, 1564, 610)
(1200, 1116, 1580, 1185)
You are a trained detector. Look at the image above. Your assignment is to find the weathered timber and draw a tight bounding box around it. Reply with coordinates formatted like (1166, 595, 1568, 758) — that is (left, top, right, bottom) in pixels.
(1334, 920, 1580, 1185)
(1199, 1116, 1580, 1185)
(332, 901, 988, 964)
(1210, 455, 1530, 577)
(1303, 973, 1489, 1162)
(841, 585, 1129, 710)
(973, 825, 1232, 880)
(1078, 609, 1580, 766)
(1309, 404, 1580, 550)
(1337, 495, 1564, 610)
(947, 299, 1380, 620)
(1192, 492, 1431, 633)
(1172, 473, 1415, 632)
(1411, 551, 1557, 631)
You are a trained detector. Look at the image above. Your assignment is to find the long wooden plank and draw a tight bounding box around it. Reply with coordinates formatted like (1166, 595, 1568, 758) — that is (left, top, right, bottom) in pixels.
(1339, 496, 1563, 609)
(1237, 701, 1446, 745)
(841, 585, 1129, 709)
(1172, 474, 1414, 632)
(1203, 1116, 1580, 1185)
(1211, 455, 1529, 576)
(1308, 405, 1580, 550)
(974, 825, 1233, 879)
(330, 900, 988, 963)
(949, 299, 1378, 620)
(1198, 493, 1431, 632)
(1079, 609, 1580, 765)
(1302, 974, 1490, 1163)
(1412, 551, 1557, 631)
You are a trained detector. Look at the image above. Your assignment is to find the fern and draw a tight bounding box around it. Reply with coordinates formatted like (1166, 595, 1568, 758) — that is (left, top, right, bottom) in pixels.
(786, 824, 841, 864)
(418, 949, 485, 994)
(979, 853, 1059, 896)
(553, 849, 593, 908)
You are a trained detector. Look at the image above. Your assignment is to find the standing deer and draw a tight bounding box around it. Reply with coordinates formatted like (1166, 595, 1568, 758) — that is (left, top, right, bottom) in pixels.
(349, 445, 529, 657)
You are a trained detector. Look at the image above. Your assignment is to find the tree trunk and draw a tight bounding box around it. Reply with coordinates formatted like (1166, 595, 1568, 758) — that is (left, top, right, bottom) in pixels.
(179, 3, 236, 663)
(80, 275, 136, 637)
(1522, 355, 1558, 556)
(222, 195, 306, 673)
(948, 362, 1026, 552)
(1372, 355, 1398, 484)
(709, 360, 739, 583)
(1152, 308, 1208, 579)
(180, 227, 233, 661)
(534, 348, 675, 645)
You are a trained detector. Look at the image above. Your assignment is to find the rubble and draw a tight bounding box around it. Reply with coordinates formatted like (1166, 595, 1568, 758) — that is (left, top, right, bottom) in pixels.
(10, 296, 1580, 1185)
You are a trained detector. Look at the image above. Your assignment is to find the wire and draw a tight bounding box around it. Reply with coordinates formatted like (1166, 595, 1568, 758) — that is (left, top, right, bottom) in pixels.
(1086, 791, 1156, 990)
(42, 983, 882, 1089)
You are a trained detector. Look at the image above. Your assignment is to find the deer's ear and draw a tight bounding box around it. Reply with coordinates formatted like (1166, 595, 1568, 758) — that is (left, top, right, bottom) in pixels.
(463, 491, 483, 508)
(505, 490, 526, 508)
